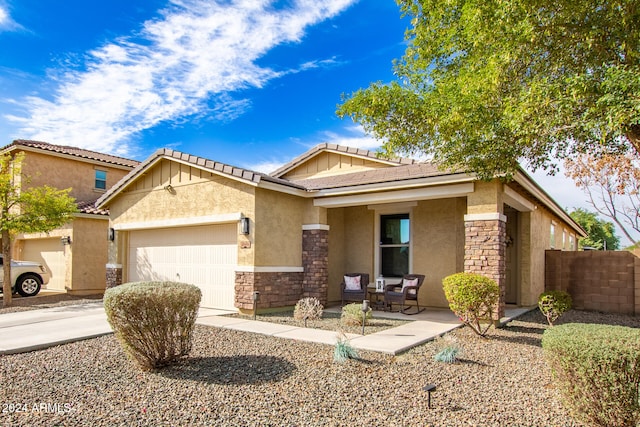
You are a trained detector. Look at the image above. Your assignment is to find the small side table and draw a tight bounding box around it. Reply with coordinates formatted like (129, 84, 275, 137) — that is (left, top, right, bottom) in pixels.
(367, 286, 386, 311)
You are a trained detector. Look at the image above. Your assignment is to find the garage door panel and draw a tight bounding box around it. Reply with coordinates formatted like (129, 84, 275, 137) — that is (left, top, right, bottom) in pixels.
(128, 225, 237, 310)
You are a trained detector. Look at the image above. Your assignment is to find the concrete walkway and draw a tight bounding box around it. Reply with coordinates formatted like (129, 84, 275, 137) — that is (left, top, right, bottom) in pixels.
(0, 303, 533, 356)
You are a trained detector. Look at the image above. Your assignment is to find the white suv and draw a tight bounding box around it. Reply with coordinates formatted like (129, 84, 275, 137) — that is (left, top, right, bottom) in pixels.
(0, 254, 51, 297)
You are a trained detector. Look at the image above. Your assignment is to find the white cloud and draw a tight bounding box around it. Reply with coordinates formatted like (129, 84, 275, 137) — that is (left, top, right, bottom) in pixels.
(0, 3, 21, 31)
(0, 7, 7, 25)
(8, 0, 357, 155)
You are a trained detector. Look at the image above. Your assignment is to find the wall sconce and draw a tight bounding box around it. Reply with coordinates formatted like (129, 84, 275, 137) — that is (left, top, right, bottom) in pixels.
(108, 227, 115, 241)
(164, 184, 173, 191)
(240, 217, 250, 235)
(61, 236, 72, 246)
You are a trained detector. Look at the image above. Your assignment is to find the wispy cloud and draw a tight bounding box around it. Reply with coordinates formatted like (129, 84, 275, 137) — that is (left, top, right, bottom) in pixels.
(7, 0, 356, 156)
(0, 3, 21, 32)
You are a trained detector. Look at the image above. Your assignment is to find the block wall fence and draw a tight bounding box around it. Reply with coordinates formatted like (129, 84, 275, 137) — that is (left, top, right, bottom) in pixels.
(545, 250, 640, 315)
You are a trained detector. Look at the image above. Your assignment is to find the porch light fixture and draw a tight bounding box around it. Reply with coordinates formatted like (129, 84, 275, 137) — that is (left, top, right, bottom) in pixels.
(61, 236, 71, 246)
(361, 300, 370, 335)
(240, 217, 250, 235)
(423, 384, 436, 409)
(108, 227, 115, 241)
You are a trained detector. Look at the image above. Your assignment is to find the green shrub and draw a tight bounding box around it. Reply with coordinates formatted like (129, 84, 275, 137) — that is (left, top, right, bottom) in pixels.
(542, 323, 640, 426)
(341, 302, 372, 327)
(104, 281, 202, 371)
(538, 290, 572, 326)
(293, 297, 324, 323)
(442, 272, 499, 337)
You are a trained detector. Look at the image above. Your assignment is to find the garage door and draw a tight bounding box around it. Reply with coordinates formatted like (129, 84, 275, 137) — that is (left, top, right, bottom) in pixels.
(21, 238, 67, 291)
(128, 224, 238, 310)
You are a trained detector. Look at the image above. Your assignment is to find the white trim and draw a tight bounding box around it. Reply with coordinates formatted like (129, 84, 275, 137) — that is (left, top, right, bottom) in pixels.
(464, 213, 507, 222)
(235, 266, 304, 273)
(259, 181, 309, 197)
(302, 224, 330, 231)
(503, 185, 536, 212)
(374, 208, 414, 279)
(314, 183, 474, 208)
(106, 264, 122, 269)
(114, 213, 242, 231)
(74, 213, 109, 220)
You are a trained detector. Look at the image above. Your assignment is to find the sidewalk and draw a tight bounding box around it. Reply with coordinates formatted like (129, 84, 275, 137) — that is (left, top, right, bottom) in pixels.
(0, 303, 533, 356)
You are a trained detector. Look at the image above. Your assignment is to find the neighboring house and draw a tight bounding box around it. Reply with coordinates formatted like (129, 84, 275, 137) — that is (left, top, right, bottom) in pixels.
(97, 143, 586, 316)
(1, 140, 139, 295)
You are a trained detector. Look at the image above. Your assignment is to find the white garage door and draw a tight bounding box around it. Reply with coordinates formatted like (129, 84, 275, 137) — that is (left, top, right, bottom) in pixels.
(21, 238, 67, 291)
(128, 224, 238, 310)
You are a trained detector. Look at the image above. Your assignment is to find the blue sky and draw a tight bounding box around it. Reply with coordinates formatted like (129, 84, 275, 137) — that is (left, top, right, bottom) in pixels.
(0, 0, 407, 171)
(0, 0, 609, 240)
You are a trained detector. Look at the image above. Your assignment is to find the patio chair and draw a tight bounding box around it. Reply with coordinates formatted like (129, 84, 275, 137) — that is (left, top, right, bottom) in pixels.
(384, 274, 426, 315)
(340, 273, 369, 306)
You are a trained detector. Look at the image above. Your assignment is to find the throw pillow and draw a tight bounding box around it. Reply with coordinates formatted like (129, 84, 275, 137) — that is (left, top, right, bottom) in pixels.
(402, 278, 419, 295)
(344, 275, 361, 291)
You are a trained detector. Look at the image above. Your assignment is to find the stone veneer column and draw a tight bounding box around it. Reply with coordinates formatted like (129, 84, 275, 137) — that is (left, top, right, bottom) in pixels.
(464, 213, 506, 320)
(302, 225, 329, 306)
(105, 264, 123, 289)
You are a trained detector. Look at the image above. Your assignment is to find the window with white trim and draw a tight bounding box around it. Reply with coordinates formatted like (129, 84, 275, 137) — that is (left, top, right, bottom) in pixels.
(95, 170, 107, 190)
(380, 213, 410, 277)
(550, 222, 556, 249)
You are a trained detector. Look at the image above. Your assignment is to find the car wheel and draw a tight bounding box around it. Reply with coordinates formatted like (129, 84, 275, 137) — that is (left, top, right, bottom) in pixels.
(16, 274, 42, 297)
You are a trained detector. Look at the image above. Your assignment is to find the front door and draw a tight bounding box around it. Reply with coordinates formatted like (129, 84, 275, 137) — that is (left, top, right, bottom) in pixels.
(504, 207, 518, 304)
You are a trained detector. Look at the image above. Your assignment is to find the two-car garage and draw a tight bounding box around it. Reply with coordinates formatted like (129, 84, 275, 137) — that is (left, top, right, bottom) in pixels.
(126, 224, 238, 310)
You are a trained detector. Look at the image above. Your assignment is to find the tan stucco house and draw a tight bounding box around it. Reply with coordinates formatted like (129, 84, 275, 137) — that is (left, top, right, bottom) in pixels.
(1, 140, 139, 295)
(97, 143, 585, 316)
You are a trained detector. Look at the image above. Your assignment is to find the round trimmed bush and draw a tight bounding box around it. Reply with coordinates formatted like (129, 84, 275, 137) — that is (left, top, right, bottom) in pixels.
(442, 272, 499, 337)
(341, 302, 372, 327)
(542, 323, 640, 426)
(104, 281, 202, 371)
(538, 290, 572, 325)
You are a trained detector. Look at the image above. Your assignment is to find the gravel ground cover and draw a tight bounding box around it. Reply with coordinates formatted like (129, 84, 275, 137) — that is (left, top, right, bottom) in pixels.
(3, 307, 637, 426)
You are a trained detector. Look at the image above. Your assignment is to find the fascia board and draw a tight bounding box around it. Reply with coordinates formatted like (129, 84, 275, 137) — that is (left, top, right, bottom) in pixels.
(314, 182, 474, 208)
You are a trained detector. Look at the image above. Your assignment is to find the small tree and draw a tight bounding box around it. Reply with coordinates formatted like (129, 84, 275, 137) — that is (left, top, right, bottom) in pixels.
(538, 290, 572, 326)
(0, 152, 77, 307)
(569, 208, 620, 250)
(442, 272, 499, 337)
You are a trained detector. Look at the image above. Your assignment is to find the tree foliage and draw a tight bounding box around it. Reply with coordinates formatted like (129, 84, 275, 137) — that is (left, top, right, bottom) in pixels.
(565, 153, 640, 245)
(1, 152, 77, 307)
(337, 0, 640, 179)
(569, 208, 619, 250)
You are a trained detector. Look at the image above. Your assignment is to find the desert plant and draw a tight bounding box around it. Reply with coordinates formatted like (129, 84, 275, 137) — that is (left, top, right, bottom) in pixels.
(340, 302, 372, 327)
(433, 335, 462, 363)
(104, 281, 202, 371)
(538, 290, 572, 326)
(293, 297, 324, 326)
(334, 333, 358, 363)
(542, 323, 640, 426)
(442, 272, 499, 337)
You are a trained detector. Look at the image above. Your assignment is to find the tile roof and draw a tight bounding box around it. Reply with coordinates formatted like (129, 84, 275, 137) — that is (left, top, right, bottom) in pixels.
(270, 143, 415, 178)
(3, 140, 140, 168)
(288, 162, 455, 190)
(97, 148, 306, 208)
(76, 200, 108, 216)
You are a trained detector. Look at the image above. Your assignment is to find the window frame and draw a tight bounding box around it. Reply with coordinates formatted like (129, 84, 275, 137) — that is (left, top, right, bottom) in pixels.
(95, 169, 107, 191)
(370, 203, 416, 282)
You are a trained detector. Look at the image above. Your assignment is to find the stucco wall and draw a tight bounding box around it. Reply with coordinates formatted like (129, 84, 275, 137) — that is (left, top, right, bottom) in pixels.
(254, 188, 306, 267)
(413, 198, 466, 308)
(327, 208, 345, 303)
(20, 151, 131, 202)
(106, 160, 256, 266)
(467, 180, 503, 215)
(70, 217, 109, 294)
